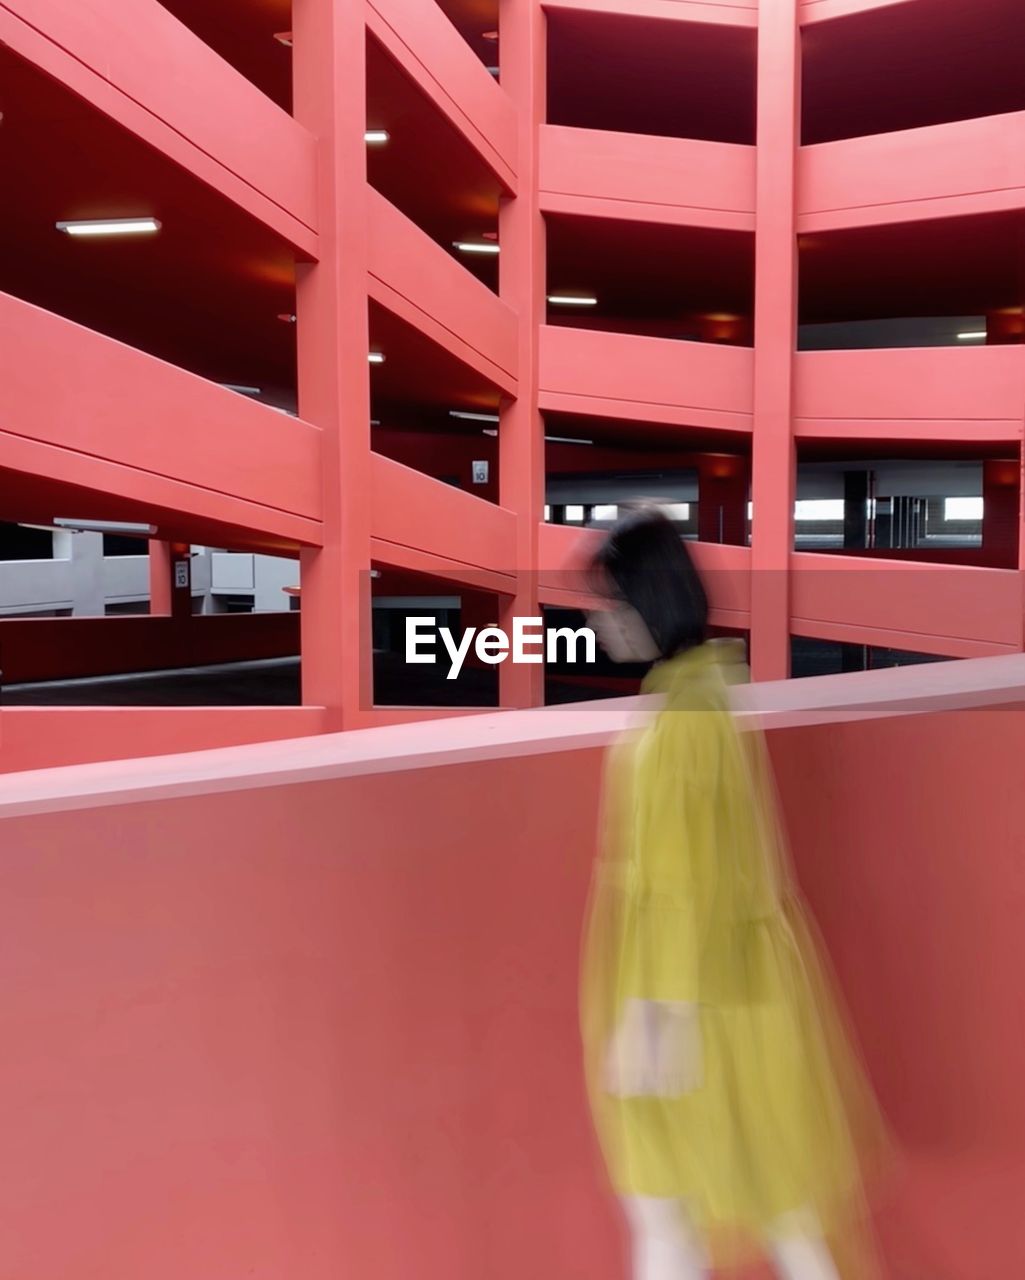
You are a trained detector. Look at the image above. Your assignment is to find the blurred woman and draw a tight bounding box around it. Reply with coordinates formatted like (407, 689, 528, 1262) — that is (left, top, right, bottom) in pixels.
(579, 505, 886, 1280)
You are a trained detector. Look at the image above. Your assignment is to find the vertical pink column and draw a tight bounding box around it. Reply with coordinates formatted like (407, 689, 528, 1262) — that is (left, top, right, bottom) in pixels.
(749, 0, 800, 681)
(497, 0, 546, 708)
(148, 542, 173, 616)
(149, 541, 191, 618)
(293, 0, 373, 729)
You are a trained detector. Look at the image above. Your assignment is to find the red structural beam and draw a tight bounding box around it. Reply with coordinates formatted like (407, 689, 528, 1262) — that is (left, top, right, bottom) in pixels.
(371, 453, 517, 576)
(0, 293, 322, 547)
(366, 189, 519, 393)
(366, 0, 518, 190)
(0, 0, 317, 255)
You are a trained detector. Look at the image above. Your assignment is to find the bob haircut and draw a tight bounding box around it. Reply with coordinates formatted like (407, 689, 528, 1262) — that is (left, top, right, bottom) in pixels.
(589, 503, 709, 659)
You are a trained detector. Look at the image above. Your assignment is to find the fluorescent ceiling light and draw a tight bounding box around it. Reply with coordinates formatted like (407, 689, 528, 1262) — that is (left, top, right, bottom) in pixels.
(482, 428, 498, 437)
(544, 435, 594, 445)
(453, 241, 500, 255)
(57, 218, 161, 237)
(957, 331, 986, 341)
(450, 410, 500, 422)
(278, 312, 297, 323)
(365, 130, 390, 145)
(54, 518, 157, 536)
(219, 383, 262, 396)
(547, 294, 598, 306)
(370, 418, 382, 426)
(274, 30, 293, 46)
(483, 30, 499, 40)
(368, 351, 386, 364)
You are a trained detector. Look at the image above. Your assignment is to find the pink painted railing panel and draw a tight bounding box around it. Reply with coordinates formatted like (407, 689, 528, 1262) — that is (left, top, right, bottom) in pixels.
(540, 326, 754, 428)
(540, 125, 755, 227)
(0, 293, 321, 536)
(791, 553, 1024, 655)
(367, 0, 517, 187)
(545, 0, 756, 22)
(795, 346, 1025, 429)
(538, 522, 752, 622)
(371, 453, 517, 574)
(800, 112, 1025, 227)
(367, 191, 518, 391)
(0, 707, 327, 775)
(801, 0, 937, 24)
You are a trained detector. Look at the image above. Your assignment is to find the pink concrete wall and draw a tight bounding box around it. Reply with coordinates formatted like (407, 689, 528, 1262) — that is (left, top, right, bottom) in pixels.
(2, 662, 1024, 1276)
(0, 706, 327, 774)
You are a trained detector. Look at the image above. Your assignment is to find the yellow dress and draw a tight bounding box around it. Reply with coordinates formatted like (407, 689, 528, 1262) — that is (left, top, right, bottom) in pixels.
(580, 640, 885, 1273)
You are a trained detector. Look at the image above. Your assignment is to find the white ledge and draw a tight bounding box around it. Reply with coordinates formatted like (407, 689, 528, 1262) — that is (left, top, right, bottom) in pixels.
(0, 654, 1023, 820)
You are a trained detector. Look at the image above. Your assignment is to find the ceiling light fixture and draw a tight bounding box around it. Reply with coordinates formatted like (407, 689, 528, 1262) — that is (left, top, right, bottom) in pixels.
(957, 331, 986, 341)
(483, 29, 499, 40)
(547, 294, 598, 306)
(56, 217, 161, 237)
(453, 241, 500, 255)
(450, 410, 500, 422)
(278, 312, 297, 323)
(545, 435, 594, 445)
(219, 383, 262, 396)
(274, 31, 293, 46)
(365, 130, 390, 145)
(368, 351, 386, 364)
(482, 428, 498, 437)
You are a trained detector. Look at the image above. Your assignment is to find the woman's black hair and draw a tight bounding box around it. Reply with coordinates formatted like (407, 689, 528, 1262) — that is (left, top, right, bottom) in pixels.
(589, 503, 709, 659)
